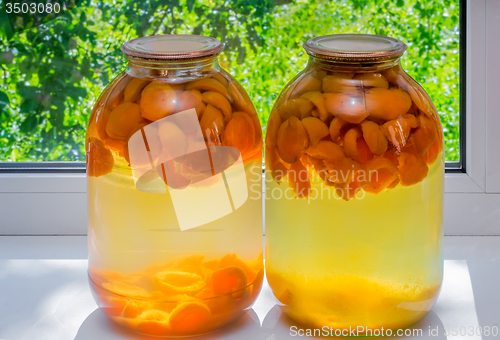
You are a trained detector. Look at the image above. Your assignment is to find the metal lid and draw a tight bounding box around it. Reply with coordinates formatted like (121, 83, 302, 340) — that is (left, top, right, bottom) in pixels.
(304, 34, 407, 62)
(121, 35, 224, 60)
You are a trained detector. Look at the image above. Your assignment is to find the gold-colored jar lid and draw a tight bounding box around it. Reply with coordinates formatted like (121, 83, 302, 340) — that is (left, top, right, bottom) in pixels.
(304, 34, 407, 62)
(121, 34, 223, 60)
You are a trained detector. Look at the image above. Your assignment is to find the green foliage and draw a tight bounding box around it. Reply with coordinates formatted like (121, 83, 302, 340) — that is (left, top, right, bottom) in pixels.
(0, 0, 460, 162)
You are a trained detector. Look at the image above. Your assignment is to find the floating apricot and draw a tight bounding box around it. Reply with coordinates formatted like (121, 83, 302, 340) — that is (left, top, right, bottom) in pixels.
(136, 309, 170, 335)
(212, 266, 248, 297)
(200, 104, 225, 143)
(158, 121, 188, 160)
(365, 87, 412, 121)
(288, 159, 311, 198)
(169, 302, 210, 334)
(300, 92, 329, 121)
(86, 137, 114, 177)
(217, 253, 257, 284)
(381, 114, 418, 151)
(278, 98, 314, 121)
(352, 73, 389, 89)
(106, 102, 144, 140)
(124, 77, 150, 102)
(290, 74, 322, 98)
(306, 140, 345, 161)
(324, 157, 362, 184)
(140, 81, 177, 121)
(154, 271, 206, 295)
(212, 72, 229, 87)
(322, 74, 358, 94)
(175, 90, 204, 117)
(266, 146, 288, 184)
(409, 114, 437, 157)
(360, 120, 388, 156)
(265, 111, 281, 147)
(276, 116, 309, 164)
(325, 93, 368, 124)
(422, 137, 442, 166)
(344, 128, 373, 165)
(186, 78, 230, 99)
(302, 117, 329, 146)
(398, 152, 429, 186)
(201, 91, 232, 121)
(104, 138, 126, 152)
(362, 157, 399, 194)
(222, 112, 255, 155)
(329, 116, 350, 142)
(96, 108, 112, 140)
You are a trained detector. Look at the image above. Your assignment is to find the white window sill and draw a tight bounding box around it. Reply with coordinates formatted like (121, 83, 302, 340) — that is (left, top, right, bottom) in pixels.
(0, 236, 498, 340)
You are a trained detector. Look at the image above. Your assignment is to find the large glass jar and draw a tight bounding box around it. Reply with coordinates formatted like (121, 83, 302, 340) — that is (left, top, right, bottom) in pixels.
(265, 34, 444, 333)
(86, 35, 263, 337)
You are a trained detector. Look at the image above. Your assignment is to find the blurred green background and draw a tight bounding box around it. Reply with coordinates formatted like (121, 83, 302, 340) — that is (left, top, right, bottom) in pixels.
(0, 0, 460, 162)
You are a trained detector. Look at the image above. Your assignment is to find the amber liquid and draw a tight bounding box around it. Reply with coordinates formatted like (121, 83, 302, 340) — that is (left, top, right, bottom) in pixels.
(265, 157, 444, 332)
(87, 158, 263, 336)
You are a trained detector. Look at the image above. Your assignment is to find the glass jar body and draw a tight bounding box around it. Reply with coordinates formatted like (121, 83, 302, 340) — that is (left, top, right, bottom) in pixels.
(265, 58, 444, 332)
(86, 58, 263, 337)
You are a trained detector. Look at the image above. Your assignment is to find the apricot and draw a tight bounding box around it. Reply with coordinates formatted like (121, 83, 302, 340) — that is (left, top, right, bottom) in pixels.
(324, 157, 362, 184)
(276, 116, 309, 164)
(305, 140, 345, 161)
(360, 120, 388, 156)
(201, 91, 232, 121)
(154, 271, 206, 295)
(398, 152, 429, 186)
(136, 309, 170, 335)
(96, 108, 112, 140)
(288, 159, 311, 198)
(169, 302, 211, 334)
(86, 137, 114, 177)
(299, 92, 328, 121)
(212, 72, 229, 87)
(186, 78, 230, 99)
(265, 146, 288, 184)
(325, 93, 368, 124)
(290, 74, 322, 98)
(222, 112, 255, 155)
(200, 104, 225, 142)
(140, 81, 177, 121)
(124, 77, 150, 103)
(104, 138, 126, 152)
(218, 253, 257, 284)
(362, 158, 399, 194)
(302, 117, 329, 146)
(175, 90, 204, 117)
(344, 128, 374, 165)
(106, 102, 144, 140)
(101, 281, 151, 299)
(329, 116, 350, 142)
(422, 137, 442, 166)
(158, 121, 188, 161)
(212, 266, 248, 297)
(365, 87, 412, 120)
(322, 74, 358, 94)
(381, 114, 419, 150)
(409, 114, 437, 157)
(278, 98, 314, 121)
(352, 73, 389, 89)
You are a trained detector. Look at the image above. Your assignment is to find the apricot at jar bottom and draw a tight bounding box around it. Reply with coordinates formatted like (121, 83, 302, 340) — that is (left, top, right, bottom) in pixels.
(265, 34, 444, 333)
(86, 35, 263, 337)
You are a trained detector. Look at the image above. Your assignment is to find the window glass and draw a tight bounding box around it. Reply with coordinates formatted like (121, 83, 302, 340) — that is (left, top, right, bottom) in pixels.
(0, 0, 460, 162)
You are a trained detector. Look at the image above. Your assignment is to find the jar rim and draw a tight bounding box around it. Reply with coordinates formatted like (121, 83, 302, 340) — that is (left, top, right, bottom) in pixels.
(121, 34, 224, 60)
(303, 34, 407, 62)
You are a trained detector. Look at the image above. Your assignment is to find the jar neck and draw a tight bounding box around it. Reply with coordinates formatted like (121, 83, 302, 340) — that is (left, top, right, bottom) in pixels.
(307, 55, 402, 73)
(126, 55, 221, 81)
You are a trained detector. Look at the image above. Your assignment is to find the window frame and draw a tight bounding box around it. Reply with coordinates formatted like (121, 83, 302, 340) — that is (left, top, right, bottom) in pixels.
(0, 0, 499, 235)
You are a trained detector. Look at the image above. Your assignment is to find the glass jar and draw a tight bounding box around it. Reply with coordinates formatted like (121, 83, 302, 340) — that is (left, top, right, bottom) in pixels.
(265, 34, 444, 333)
(86, 35, 263, 337)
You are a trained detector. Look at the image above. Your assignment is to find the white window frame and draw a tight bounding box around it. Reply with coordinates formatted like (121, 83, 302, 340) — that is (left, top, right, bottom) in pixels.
(0, 0, 499, 236)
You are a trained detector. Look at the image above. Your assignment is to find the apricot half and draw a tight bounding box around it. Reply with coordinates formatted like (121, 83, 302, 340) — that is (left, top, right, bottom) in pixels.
(290, 74, 322, 98)
(86, 137, 114, 177)
(200, 104, 225, 142)
(175, 90, 204, 117)
(302, 117, 329, 146)
(288, 159, 311, 198)
(300, 92, 329, 121)
(265, 146, 288, 184)
(325, 93, 368, 124)
(344, 128, 373, 165)
(329, 116, 351, 142)
(222, 112, 255, 155)
(381, 114, 419, 150)
(278, 98, 314, 121)
(106, 102, 144, 140)
(169, 302, 211, 334)
(212, 266, 248, 297)
(360, 120, 388, 156)
(186, 78, 230, 100)
(398, 152, 429, 186)
(140, 81, 177, 121)
(365, 87, 412, 121)
(409, 114, 437, 157)
(201, 91, 232, 121)
(305, 140, 345, 162)
(123, 77, 150, 103)
(362, 157, 399, 194)
(154, 271, 206, 295)
(352, 73, 389, 89)
(276, 116, 309, 164)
